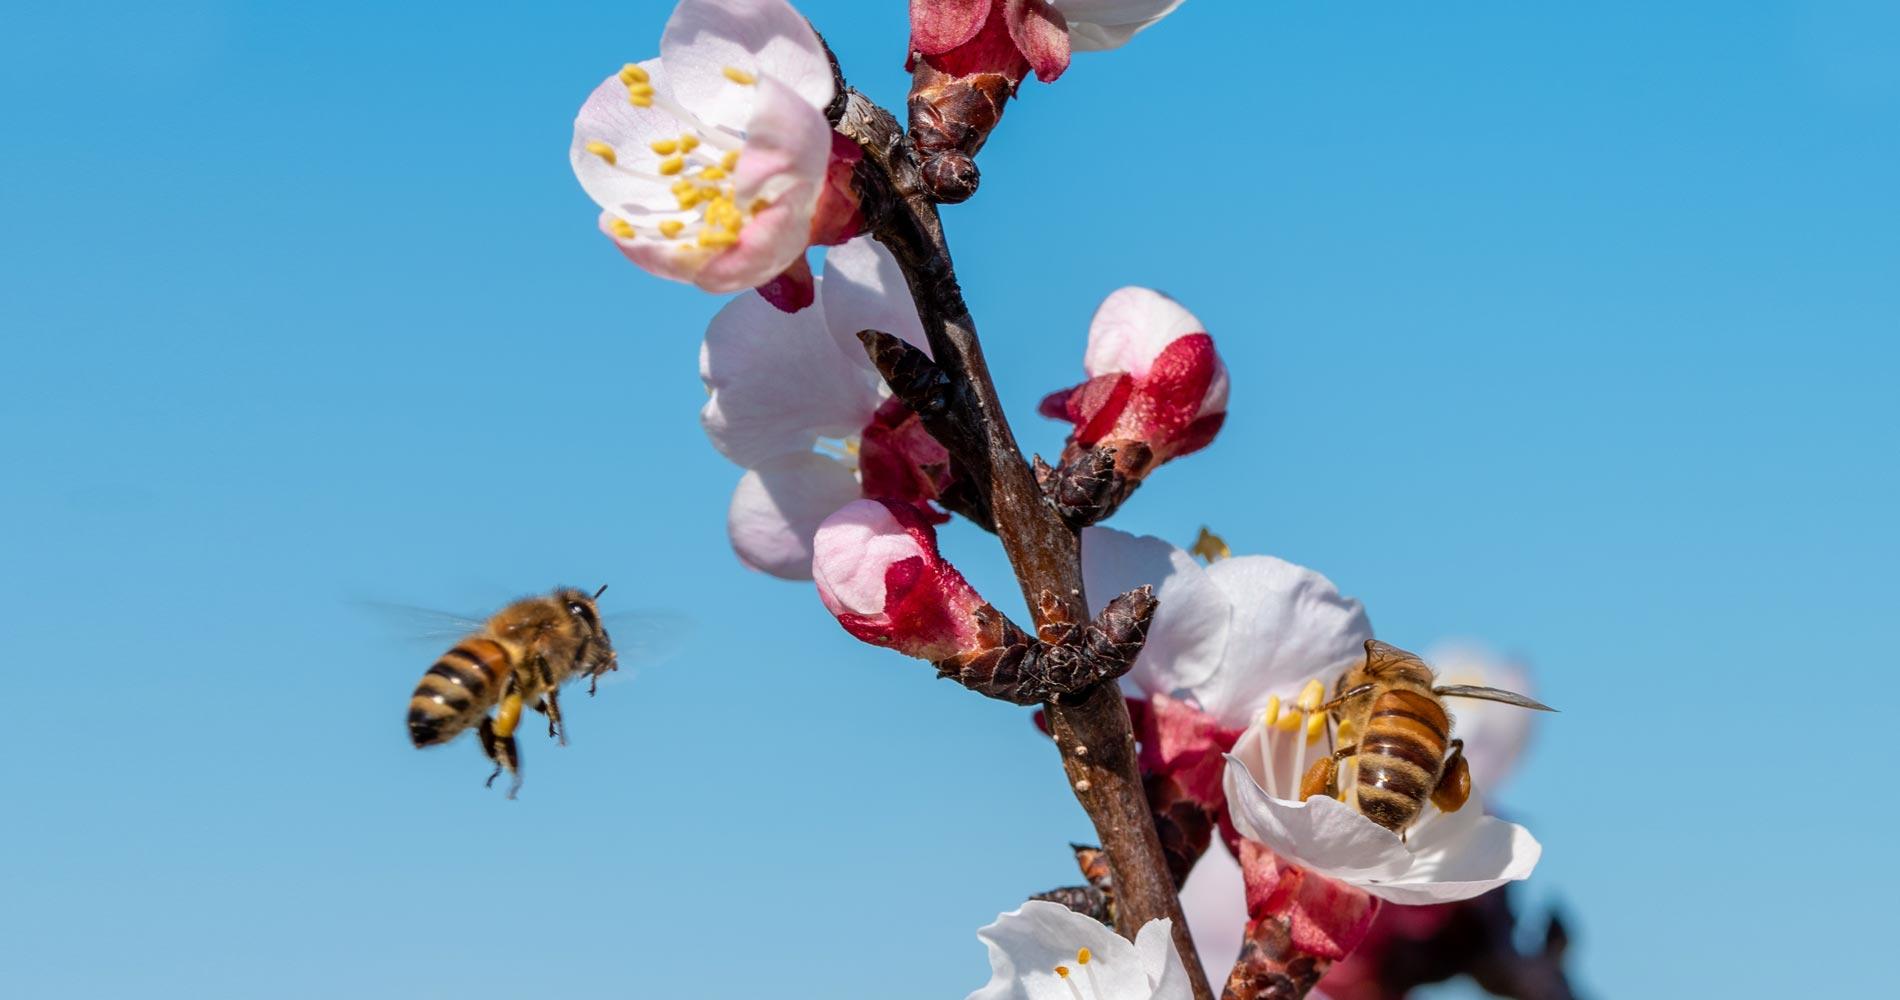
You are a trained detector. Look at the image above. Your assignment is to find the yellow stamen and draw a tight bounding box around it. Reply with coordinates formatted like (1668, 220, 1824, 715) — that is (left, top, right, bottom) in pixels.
(1055, 966, 1070, 978)
(722, 65, 757, 85)
(696, 227, 739, 249)
(1297, 679, 1326, 714)
(679, 133, 701, 153)
(650, 138, 679, 155)
(658, 219, 685, 239)
(1275, 708, 1303, 732)
(583, 141, 617, 165)
(1190, 526, 1231, 563)
(698, 165, 727, 181)
(1077, 948, 1091, 965)
(1263, 695, 1281, 728)
(627, 87, 653, 108)
(721, 149, 740, 171)
(618, 63, 649, 86)
(658, 155, 686, 176)
(1306, 710, 1327, 745)
(607, 218, 635, 239)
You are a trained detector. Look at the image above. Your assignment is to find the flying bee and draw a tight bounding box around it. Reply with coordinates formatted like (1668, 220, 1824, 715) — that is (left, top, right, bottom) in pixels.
(1298, 639, 1554, 836)
(406, 585, 618, 798)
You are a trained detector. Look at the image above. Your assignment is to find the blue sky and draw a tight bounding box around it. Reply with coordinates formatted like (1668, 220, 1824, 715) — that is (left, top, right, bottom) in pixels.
(2, 2, 1895, 997)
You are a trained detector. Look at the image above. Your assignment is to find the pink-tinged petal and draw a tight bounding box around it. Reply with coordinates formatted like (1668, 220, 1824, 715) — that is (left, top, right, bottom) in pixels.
(1133, 692, 1237, 805)
(1190, 555, 1371, 727)
(1236, 841, 1380, 961)
(700, 285, 881, 467)
(571, 61, 683, 212)
(814, 500, 930, 616)
(1081, 528, 1230, 699)
(1006, 0, 1073, 82)
(814, 499, 986, 659)
(1145, 332, 1228, 424)
(807, 132, 866, 248)
(755, 255, 816, 312)
(1425, 641, 1537, 794)
(1177, 837, 1246, 987)
(858, 397, 953, 513)
(819, 236, 931, 358)
(1083, 286, 1207, 379)
(727, 452, 862, 580)
(910, 0, 993, 55)
(691, 75, 832, 294)
(661, 0, 833, 131)
(926, 0, 1034, 81)
(1053, 0, 1186, 51)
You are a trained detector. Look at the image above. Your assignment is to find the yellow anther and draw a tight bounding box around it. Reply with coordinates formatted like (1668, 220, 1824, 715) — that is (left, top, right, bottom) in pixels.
(1077, 948, 1091, 965)
(675, 189, 704, 210)
(618, 63, 649, 86)
(679, 134, 701, 153)
(1055, 965, 1070, 979)
(1263, 695, 1281, 728)
(1297, 679, 1326, 714)
(650, 138, 680, 156)
(722, 149, 740, 171)
(658, 219, 685, 239)
(1306, 710, 1327, 745)
(722, 65, 757, 85)
(1190, 526, 1231, 564)
(697, 227, 739, 249)
(583, 141, 617, 165)
(658, 155, 686, 176)
(607, 218, 635, 239)
(627, 88, 653, 108)
(1275, 708, 1303, 732)
(698, 165, 728, 181)
(749, 197, 770, 214)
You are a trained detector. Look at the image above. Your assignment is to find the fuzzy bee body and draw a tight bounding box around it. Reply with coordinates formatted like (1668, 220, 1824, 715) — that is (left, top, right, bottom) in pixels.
(1301, 640, 1553, 835)
(405, 586, 617, 797)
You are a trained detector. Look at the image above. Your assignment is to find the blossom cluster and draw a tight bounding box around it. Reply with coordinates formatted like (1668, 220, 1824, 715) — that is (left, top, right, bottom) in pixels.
(567, 2, 1556, 997)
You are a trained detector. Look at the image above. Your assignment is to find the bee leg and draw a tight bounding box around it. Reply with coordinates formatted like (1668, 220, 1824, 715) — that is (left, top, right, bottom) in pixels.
(1298, 743, 1358, 801)
(480, 691, 526, 799)
(1430, 739, 1471, 813)
(542, 688, 566, 746)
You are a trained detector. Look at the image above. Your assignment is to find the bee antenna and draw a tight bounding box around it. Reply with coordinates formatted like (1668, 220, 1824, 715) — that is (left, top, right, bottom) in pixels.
(593, 584, 609, 600)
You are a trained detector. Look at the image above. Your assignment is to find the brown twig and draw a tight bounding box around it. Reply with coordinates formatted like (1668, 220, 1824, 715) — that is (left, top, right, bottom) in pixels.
(838, 89, 1215, 1000)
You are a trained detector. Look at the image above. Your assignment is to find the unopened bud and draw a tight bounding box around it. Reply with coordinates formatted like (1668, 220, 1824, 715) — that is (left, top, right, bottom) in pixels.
(813, 499, 986, 661)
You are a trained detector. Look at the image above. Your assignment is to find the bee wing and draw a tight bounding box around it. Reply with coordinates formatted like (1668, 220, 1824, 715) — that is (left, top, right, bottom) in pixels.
(1362, 639, 1431, 674)
(356, 601, 490, 646)
(1433, 684, 1557, 712)
(599, 610, 692, 664)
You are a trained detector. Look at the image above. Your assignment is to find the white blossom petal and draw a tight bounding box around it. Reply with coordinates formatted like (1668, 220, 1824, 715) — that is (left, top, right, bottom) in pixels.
(1054, 0, 1187, 51)
(1365, 805, 1541, 905)
(1081, 528, 1230, 701)
(968, 901, 1183, 1000)
(570, 59, 681, 212)
(700, 283, 882, 467)
(727, 452, 861, 580)
(1223, 738, 1411, 884)
(819, 236, 931, 359)
(660, 0, 833, 132)
(1082, 286, 1206, 380)
(1133, 918, 1196, 1000)
(684, 74, 833, 293)
(1188, 556, 1371, 728)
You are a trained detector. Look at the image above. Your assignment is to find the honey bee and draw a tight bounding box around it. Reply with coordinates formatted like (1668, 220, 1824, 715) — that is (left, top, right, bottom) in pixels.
(1299, 639, 1553, 835)
(406, 585, 618, 798)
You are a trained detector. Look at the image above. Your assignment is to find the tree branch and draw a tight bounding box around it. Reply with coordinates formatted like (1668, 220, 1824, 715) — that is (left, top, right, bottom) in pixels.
(838, 90, 1215, 1000)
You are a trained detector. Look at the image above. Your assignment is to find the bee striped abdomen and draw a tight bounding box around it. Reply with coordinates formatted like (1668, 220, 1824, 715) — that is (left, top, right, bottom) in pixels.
(1354, 689, 1450, 832)
(407, 638, 511, 747)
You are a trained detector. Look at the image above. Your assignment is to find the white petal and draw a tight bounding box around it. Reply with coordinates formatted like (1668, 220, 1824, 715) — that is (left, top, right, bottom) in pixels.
(726, 453, 861, 580)
(1082, 287, 1205, 379)
(1053, 0, 1187, 51)
(1189, 556, 1372, 728)
(1176, 839, 1245, 988)
(1223, 738, 1411, 882)
(967, 900, 1148, 1000)
(660, 0, 833, 131)
(1081, 528, 1230, 701)
(819, 236, 931, 359)
(570, 59, 680, 213)
(1361, 794, 1542, 904)
(1426, 641, 1536, 794)
(700, 285, 882, 467)
(1133, 918, 1194, 1000)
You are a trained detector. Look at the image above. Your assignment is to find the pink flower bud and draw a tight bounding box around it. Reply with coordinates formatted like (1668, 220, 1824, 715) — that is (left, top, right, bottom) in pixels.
(812, 499, 986, 660)
(1041, 287, 1228, 468)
